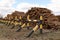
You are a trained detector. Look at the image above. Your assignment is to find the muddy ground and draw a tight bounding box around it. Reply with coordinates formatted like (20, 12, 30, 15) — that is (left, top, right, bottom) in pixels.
(0, 23, 60, 40)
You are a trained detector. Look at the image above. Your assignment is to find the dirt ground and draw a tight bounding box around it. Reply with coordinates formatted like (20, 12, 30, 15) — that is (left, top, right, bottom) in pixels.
(0, 23, 60, 40)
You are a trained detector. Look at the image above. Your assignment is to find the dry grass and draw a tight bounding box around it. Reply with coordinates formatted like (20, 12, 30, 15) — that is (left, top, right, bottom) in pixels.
(0, 23, 60, 40)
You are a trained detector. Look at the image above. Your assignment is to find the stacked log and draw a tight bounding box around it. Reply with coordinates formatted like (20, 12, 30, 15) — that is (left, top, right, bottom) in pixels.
(23, 7, 58, 29)
(5, 11, 25, 20)
(24, 7, 51, 19)
(3, 7, 59, 29)
(11, 11, 25, 18)
(56, 15, 60, 22)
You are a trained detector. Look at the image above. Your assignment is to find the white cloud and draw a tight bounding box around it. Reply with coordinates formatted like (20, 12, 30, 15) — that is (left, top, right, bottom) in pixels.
(16, 3, 46, 12)
(0, 0, 16, 17)
(0, 0, 60, 18)
(16, 2, 60, 15)
(51, 0, 60, 3)
(47, 0, 60, 15)
(0, 0, 15, 7)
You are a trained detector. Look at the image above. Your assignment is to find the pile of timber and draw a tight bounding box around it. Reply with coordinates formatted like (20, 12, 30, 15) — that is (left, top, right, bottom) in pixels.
(11, 11, 25, 18)
(56, 15, 60, 22)
(5, 11, 25, 20)
(23, 7, 59, 29)
(3, 7, 60, 29)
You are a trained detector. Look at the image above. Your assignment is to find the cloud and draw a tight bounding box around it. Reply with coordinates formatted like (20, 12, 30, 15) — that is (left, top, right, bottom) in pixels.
(0, 0, 60, 17)
(0, 8, 14, 17)
(47, 0, 60, 15)
(16, 3, 46, 12)
(0, 0, 15, 7)
(16, 1, 60, 15)
(0, 0, 16, 17)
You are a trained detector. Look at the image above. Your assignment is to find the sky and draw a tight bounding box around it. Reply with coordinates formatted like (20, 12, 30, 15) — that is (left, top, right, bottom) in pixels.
(0, 0, 60, 17)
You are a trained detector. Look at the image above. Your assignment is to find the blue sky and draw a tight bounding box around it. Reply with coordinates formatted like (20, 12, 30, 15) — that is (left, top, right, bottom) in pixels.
(14, 0, 51, 8)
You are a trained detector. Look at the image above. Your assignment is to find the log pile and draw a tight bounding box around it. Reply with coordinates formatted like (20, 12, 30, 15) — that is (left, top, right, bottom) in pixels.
(11, 11, 25, 18)
(5, 11, 25, 20)
(23, 7, 59, 29)
(3, 7, 60, 29)
(24, 7, 52, 20)
(56, 15, 60, 22)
